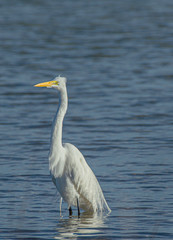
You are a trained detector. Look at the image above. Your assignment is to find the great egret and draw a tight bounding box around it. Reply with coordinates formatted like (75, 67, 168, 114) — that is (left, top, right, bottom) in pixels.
(34, 76, 111, 216)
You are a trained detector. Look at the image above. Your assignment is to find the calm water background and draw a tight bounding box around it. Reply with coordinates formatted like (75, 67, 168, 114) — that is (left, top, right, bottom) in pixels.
(1, 0, 173, 239)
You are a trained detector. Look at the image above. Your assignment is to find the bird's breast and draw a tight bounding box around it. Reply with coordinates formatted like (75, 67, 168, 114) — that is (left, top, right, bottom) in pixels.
(49, 153, 66, 178)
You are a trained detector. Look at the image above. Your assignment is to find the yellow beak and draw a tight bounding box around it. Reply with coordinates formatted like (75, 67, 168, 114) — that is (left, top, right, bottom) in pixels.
(34, 80, 57, 87)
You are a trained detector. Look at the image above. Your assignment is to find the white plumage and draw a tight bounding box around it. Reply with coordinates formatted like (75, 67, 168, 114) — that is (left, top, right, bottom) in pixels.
(35, 76, 111, 216)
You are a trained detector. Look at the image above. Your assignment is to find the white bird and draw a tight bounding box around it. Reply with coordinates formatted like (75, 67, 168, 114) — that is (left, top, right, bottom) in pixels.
(34, 76, 111, 216)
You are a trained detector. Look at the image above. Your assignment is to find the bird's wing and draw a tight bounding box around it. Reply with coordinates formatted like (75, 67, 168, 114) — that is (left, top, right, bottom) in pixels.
(64, 143, 110, 212)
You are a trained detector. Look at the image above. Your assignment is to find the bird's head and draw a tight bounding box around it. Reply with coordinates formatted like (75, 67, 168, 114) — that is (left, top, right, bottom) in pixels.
(34, 76, 67, 90)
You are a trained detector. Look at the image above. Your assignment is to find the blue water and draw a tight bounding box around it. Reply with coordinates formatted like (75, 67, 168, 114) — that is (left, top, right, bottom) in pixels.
(1, 0, 173, 239)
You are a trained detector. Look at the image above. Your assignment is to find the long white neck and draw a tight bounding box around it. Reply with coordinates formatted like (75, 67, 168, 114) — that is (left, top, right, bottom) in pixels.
(49, 86, 68, 157)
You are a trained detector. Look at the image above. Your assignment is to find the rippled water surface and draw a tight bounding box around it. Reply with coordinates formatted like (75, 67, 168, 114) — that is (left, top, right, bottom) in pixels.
(1, 0, 173, 239)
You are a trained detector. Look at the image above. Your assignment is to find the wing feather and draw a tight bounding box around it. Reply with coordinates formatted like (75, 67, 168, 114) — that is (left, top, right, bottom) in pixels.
(64, 143, 110, 212)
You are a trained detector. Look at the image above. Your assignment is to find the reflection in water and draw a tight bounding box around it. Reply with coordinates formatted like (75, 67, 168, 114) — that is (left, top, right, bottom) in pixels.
(54, 212, 109, 239)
